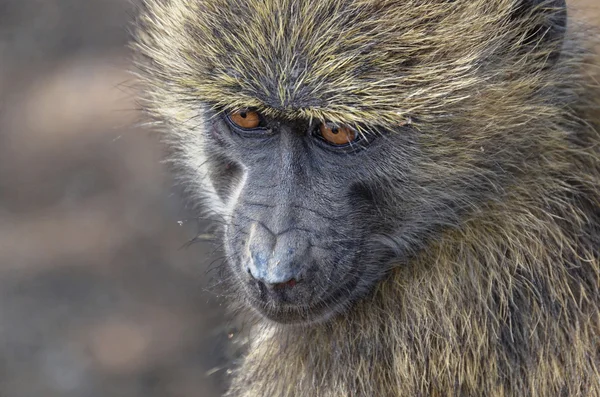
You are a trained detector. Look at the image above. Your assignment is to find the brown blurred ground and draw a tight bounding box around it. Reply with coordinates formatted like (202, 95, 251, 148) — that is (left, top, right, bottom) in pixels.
(0, 1, 232, 396)
(0, 1, 597, 397)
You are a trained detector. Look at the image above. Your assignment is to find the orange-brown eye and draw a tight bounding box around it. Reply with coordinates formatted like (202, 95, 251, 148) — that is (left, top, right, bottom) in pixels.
(229, 109, 261, 129)
(319, 122, 357, 146)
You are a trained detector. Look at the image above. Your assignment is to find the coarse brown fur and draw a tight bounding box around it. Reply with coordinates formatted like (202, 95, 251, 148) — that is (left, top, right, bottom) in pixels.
(132, 0, 600, 395)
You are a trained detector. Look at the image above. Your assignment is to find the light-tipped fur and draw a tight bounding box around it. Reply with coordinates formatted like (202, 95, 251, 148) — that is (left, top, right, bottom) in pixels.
(132, 0, 600, 395)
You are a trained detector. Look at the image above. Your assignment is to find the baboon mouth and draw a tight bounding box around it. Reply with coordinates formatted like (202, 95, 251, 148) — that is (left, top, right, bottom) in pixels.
(246, 274, 361, 325)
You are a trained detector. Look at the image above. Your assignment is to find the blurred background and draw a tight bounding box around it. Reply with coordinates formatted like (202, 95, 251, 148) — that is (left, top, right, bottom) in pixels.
(0, 1, 234, 396)
(0, 1, 597, 397)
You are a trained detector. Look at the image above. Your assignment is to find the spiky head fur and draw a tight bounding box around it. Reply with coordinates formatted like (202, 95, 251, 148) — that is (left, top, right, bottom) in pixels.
(132, 0, 600, 395)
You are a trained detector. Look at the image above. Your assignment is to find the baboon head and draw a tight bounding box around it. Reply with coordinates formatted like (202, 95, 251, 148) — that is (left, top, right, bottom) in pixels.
(135, 0, 568, 324)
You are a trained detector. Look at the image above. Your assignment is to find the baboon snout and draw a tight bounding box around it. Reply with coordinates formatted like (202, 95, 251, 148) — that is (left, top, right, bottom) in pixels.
(244, 222, 309, 290)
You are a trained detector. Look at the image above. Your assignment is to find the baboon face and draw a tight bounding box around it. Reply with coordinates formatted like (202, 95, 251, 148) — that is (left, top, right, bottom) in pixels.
(206, 110, 421, 324)
(135, 0, 568, 324)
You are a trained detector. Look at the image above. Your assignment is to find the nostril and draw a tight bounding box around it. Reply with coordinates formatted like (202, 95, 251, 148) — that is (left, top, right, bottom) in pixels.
(246, 265, 257, 280)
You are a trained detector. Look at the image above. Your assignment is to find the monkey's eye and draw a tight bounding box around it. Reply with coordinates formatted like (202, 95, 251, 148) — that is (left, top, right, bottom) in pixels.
(227, 109, 263, 130)
(317, 122, 358, 146)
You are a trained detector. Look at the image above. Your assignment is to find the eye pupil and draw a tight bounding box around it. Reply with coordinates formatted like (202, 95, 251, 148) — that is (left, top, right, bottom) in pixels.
(331, 127, 339, 134)
(240, 112, 247, 118)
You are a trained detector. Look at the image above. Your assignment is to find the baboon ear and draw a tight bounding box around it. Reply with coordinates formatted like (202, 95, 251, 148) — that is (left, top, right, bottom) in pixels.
(512, 0, 567, 64)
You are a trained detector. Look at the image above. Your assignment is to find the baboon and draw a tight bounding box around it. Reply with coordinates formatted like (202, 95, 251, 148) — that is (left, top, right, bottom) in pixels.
(132, 0, 600, 395)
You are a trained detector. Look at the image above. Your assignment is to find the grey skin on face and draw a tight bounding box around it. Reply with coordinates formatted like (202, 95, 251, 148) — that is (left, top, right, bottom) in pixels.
(212, 111, 403, 324)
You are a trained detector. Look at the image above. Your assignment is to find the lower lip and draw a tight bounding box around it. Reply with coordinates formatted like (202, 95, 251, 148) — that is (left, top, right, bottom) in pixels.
(246, 272, 362, 324)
